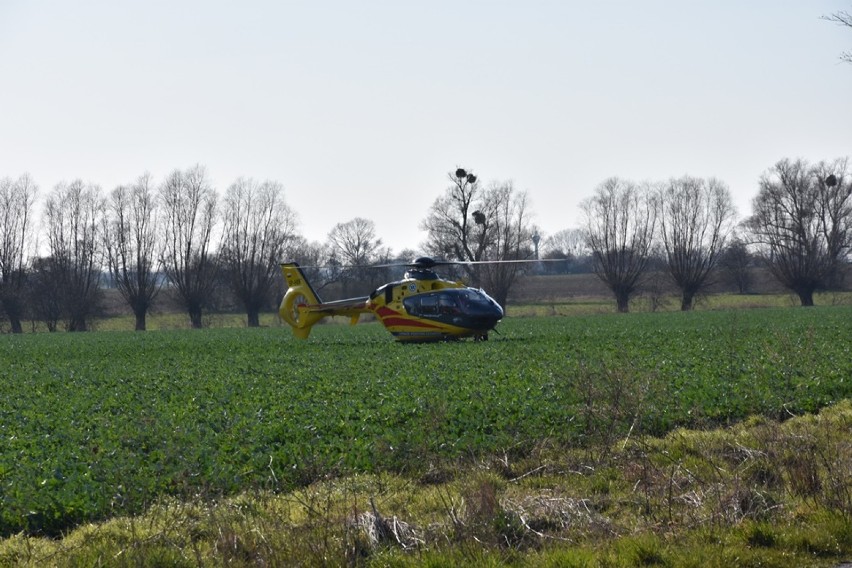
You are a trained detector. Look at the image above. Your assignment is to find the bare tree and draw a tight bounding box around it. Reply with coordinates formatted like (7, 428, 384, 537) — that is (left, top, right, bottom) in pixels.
(478, 182, 535, 308)
(655, 176, 736, 310)
(44, 180, 106, 331)
(28, 257, 63, 332)
(327, 217, 384, 295)
(718, 233, 753, 294)
(582, 178, 657, 313)
(221, 178, 297, 327)
(823, 8, 852, 63)
(327, 217, 382, 266)
(0, 174, 37, 333)
(421, 168, 534, 303)
(287, 237, 339, 292)
(746, 158, 852, 306)
(103, 173, 162, 331)
(421, 168, 491, 285)
(812, 159, 852, 289)
(544, 228, 588, 259)
(542, 228, 591, 273)
(159, 165, 218, 328)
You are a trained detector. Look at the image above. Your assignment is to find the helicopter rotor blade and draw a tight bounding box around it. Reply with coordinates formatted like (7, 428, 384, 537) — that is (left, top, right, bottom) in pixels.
(280, 261, 366, 270)
(452, 258, 560, 265)
(286, 256, 565, 271)
(370, 262, 415, 268)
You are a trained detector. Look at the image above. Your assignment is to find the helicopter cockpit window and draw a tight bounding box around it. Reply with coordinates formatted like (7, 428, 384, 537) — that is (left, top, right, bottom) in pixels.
(419, 295, 438, 315)
(459, 289, 490, 307)
(403, 289, 497, 318)
(438, 295, 459, 314)
(403, 294, 439, 316)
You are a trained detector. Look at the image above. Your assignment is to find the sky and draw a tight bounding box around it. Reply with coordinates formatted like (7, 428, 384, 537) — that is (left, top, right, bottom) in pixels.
(1, 1, 850, 255)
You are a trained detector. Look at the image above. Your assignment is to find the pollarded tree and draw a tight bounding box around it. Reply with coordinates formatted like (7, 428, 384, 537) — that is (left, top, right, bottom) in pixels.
(746, 158, 852, 306)
(0, 174, 37, 333)
(44, 180, 106, 331)
(582, 178, 657, 313)
(104, 173, 162, 331)
(655, 176, 736, 310)
(159, 165, 218, 328)
(220, 178, 298, 327)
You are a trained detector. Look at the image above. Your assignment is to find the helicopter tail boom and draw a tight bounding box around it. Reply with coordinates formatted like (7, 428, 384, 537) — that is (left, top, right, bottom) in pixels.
(279, 263, 369, 339)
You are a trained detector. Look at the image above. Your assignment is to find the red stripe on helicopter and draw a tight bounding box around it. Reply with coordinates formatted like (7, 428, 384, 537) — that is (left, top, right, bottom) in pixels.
(374, 307, 442, 329)
(380, 317, 442, 329)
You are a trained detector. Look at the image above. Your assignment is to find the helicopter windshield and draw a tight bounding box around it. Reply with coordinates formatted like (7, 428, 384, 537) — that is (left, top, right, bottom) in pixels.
(403, 288, 502, 320)
(458, 289, 496, 307)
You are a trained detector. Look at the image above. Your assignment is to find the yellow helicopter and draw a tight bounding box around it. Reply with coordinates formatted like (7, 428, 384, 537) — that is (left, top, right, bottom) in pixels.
(278, 257, 510, 342)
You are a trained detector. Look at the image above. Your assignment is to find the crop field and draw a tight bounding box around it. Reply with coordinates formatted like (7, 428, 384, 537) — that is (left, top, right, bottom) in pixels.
(1, 306, 851, 544)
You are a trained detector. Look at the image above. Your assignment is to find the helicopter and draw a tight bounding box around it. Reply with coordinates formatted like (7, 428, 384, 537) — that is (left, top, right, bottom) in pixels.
(278, 257, 510, 342)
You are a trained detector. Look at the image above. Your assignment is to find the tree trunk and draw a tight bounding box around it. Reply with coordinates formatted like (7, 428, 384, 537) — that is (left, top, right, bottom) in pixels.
(68, 315, 88, 332)
(9, 317, 22, 333)
(681, 292, 695, 311)
(134, 309, 147, 331)
(189, 307, 203, 329)
(2, 298, 24, 333)
(797, 288, 815, 307)
(246, 308, 260, 328)
(615, 292, 630, 313)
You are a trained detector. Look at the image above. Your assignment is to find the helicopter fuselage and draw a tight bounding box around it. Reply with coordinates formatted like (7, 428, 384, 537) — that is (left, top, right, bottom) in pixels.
(367, 268, 504, 341)
(278, 262, 504, 342)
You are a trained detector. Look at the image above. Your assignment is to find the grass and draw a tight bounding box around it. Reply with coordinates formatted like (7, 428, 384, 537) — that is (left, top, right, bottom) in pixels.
(1, 401, 849, 566)
(10, 290, 852, 331)
(506, 290, 852, 317)
(1, 302, 851, 565)
(88, 311, 286, 332)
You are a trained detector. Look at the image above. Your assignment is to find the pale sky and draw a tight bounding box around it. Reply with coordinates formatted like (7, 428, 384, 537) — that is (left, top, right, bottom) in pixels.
(1, 1, 850, 254)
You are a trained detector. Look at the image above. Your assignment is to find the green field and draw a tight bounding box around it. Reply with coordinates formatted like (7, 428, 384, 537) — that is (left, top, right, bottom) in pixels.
(2, 306, 851, 543)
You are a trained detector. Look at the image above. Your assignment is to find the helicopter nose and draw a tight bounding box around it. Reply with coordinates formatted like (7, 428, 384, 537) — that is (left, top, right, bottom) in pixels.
(474, 302, 503, 330)
(489, 303, 504, 326)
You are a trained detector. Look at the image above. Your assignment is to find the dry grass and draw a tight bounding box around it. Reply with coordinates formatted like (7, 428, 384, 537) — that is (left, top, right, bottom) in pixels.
(2, 401, 849, 566)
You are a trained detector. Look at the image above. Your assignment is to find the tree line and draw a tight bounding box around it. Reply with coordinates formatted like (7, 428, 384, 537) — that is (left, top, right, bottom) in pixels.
(0, 167, 301, 332)
(1, 157, 850, 332)
(577, 158, 851, 312)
